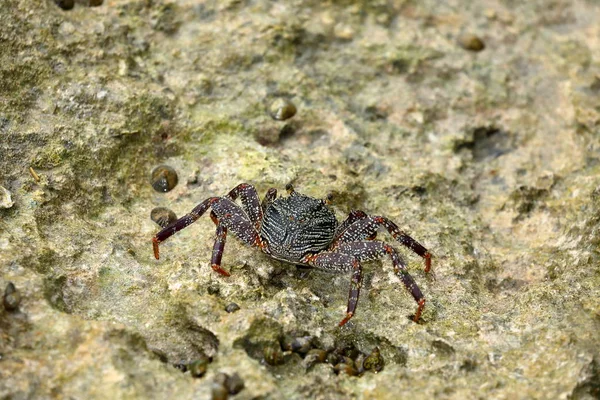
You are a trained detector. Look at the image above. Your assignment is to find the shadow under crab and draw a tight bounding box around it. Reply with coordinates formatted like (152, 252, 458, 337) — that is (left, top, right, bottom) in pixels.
(152, 183, 432, 326)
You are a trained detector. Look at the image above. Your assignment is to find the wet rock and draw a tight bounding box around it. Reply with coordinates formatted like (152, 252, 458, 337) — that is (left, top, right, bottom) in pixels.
(233, 317, 283, 361)
(570, 357, 600, 399)
(0, 186, 14, 209)
(432, 339, 455, 357)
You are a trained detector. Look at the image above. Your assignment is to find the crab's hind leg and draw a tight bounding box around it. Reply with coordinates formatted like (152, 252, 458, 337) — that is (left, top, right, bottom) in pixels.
(152, 197, 219, 259)
(333, 215, 432, 273)
(335, 241, 426, 322)
(302, 252, 363, 327)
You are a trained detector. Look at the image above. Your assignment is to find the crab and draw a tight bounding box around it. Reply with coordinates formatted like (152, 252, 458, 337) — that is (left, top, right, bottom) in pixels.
(152, 183, 432, 326)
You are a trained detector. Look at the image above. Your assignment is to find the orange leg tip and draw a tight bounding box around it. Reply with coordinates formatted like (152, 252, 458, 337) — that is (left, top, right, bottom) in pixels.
(413, 299, 426, 322)
(152, 238, 160, 260)
(424, 252, 432, 273)
(211, 264, 231, 277)
(338, 312, 354, 327)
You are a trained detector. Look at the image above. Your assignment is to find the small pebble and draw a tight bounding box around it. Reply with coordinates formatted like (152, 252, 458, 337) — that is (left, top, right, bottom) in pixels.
(458, 33, 485, 52)
(363, 347, 385, 372)
(151, 165, 178, 193)
(225, 303, 240, 313)
(189, 355, 210, 378)
(0, 186, 14, 209)
(54, 0, 74, 10)
(3, 282, 21, 311)
(87, 0, 103, 6)
(263, 342, 284, 366)
(225, 373, 245, 395)
(269, 98, 297, 121)
(150, 207, 177, 228)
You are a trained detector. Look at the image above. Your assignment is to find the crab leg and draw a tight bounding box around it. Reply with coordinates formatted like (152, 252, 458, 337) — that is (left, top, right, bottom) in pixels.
(302, 252, 363, 327)
(209, 212, 230, 277)
(331, 210, 368, 247)
(334, 241, 426, 322)
(152, 197, 261, 260)
(331, 215, 432, 273)
(152, 197, 219, 259)
(227, 183, 263, 230)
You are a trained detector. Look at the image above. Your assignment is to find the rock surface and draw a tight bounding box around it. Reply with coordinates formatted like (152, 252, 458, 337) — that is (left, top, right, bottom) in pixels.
(1, 0, 599, 399)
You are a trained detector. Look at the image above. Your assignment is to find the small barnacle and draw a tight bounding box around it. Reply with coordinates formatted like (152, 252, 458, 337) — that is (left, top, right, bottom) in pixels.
(3, 282, 21, 311)
(151, 165, 178, 193)
(263, 342, 284, 366)
(281, 335, 313, 354)
(269, 98, 297, 121)
(225, 302, 240, 313)
(363, 347, 385, 372)
(188, 355, 211, 378)
(458, 33, 485, 52)
(150, 207, 177, 228)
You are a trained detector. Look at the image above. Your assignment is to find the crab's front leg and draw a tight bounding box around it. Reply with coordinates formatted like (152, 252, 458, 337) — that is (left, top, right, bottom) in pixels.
(209, 212, 230, 277)
(152, 197, 261, 265)
(152, 197, 219, 259)
(302, 252, 363, 327)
